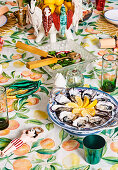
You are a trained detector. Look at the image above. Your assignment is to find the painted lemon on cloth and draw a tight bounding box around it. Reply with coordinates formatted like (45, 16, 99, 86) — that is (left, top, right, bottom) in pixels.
(62, 153, 80, 169)
(13, 61, 25, 68)
(34, 110, 48, 120)
(1, 63, 9, 69)
(110, 164, 118, 170)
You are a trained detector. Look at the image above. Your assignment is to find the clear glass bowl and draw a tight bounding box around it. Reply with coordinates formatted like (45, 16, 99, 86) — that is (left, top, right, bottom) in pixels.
(36, 40, 96, 76)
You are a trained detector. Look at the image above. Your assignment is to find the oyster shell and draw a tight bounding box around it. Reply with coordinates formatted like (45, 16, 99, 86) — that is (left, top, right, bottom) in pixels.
(73, 117, 88, 127)
(55, 94, 70, 104)
(68, 88, 81, 97)
(59, 111, 75, 124)
(89, 116, 102, 124)
(95, 101, 115, 112)
(95, 111, 112, 119)
(82, 89, 96, 100)
(51, 105, 68, 111)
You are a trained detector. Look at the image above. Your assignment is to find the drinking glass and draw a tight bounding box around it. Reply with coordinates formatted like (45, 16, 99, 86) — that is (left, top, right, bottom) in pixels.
(66, 68, 84, 88)
(0, 86, 9, 130)
(101, 54, 117, 92)
(83, 134, 106, 164)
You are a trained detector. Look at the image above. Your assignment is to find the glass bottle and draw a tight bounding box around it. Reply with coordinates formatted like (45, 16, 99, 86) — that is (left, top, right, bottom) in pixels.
(66, 68, 84, 88)
(0, 86, 9, 130)
(101, 54, 117, 92)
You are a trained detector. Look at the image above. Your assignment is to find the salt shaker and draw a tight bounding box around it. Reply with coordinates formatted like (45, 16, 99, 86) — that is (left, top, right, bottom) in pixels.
(66, 68, 84, 88)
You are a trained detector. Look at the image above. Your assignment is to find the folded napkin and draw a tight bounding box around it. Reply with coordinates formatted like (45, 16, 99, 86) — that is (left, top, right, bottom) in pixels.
(0, 6, 9, 16)
(54, 73, 66, 88)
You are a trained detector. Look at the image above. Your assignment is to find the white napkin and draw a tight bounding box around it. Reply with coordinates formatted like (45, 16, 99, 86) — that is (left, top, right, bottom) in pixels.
(0, 65, 2, 74)
(54, 73, 66, 88)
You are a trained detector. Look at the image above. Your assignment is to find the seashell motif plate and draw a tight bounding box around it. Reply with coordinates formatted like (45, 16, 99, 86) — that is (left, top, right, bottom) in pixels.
(0, 15, 7, 27)
(47, 87, 118, 136)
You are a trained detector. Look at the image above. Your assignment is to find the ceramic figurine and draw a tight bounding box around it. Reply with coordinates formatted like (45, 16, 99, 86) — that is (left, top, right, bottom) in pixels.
(27, 0, 42, 36)
(72, 0, 83, 31)
(27, 1, 74, 43)
(0, 127, 44, 157)
(60, 5, 67, 36)
(53, 5, 74, 40)
(42, 6, 53, 36)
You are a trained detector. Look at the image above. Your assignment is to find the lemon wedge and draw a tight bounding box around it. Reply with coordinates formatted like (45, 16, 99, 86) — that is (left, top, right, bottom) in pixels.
(83, 96, 89, 108)
(81, 109, 91, 117)
(86, 99, 97, 108)
(75, 96, 83, 108)
(72, 108, 83, 114)
(65, 102, 79, 108)
(86, 108, 96, 116)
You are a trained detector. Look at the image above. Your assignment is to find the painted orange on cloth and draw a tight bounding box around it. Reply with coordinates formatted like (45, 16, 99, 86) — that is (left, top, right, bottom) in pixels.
(40, 138, 55, 149)
(62, 140, 80, 151)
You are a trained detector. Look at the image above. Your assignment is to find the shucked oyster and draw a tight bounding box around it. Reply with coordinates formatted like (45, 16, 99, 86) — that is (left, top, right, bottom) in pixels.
(59, 111, 75, 124)
(55, 94, 70, 104)
(95, 101, 115, 112)
(73, 117, 88, 127)
(68, 88, 81, 97)
(82, 89, 96, 100)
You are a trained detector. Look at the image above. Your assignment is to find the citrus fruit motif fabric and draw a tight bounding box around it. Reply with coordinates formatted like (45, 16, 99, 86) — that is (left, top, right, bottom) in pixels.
(0, 0, 117, 169)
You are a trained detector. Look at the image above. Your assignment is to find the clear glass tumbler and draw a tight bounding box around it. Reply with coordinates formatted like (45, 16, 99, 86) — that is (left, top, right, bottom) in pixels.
(66, 68, 84, 88)
(101, 54, 117, 92)
(0, 86, 9, 130)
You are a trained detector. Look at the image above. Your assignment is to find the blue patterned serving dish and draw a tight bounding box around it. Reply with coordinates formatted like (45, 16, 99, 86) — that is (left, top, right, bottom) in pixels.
(47, 87, 118, 136)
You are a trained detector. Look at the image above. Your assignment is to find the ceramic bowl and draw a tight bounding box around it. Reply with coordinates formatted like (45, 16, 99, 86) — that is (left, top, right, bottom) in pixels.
(47, 87, 118, 136)
(104, 9, 118, 25)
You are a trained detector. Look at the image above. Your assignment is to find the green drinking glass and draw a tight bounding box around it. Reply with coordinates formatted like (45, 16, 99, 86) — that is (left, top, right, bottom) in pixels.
(83, 134, 106, 164)
(0, 86, 9, 130)
(101, 54, 117, 92)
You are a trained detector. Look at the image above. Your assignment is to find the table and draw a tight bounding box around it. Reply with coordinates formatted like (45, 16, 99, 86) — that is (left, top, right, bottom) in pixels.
(0, 0, 118, 169)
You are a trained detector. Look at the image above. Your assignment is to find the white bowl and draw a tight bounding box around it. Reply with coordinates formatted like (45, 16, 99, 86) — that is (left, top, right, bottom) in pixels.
(104, 9, 118, 25)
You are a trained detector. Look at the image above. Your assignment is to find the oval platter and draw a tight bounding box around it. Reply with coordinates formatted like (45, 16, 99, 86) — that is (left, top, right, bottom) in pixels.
(47, 87, 118, 135)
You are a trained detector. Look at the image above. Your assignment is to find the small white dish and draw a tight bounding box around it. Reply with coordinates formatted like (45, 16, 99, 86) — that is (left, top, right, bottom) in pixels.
(104, 9, 118, 25)
(0, 15, 7, 27)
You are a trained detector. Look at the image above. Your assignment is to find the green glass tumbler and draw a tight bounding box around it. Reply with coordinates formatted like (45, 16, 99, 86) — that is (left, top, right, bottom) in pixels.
(0, 86, 9, 130)
(101, 54, 117, 92)
(83, 135, 106, 164)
